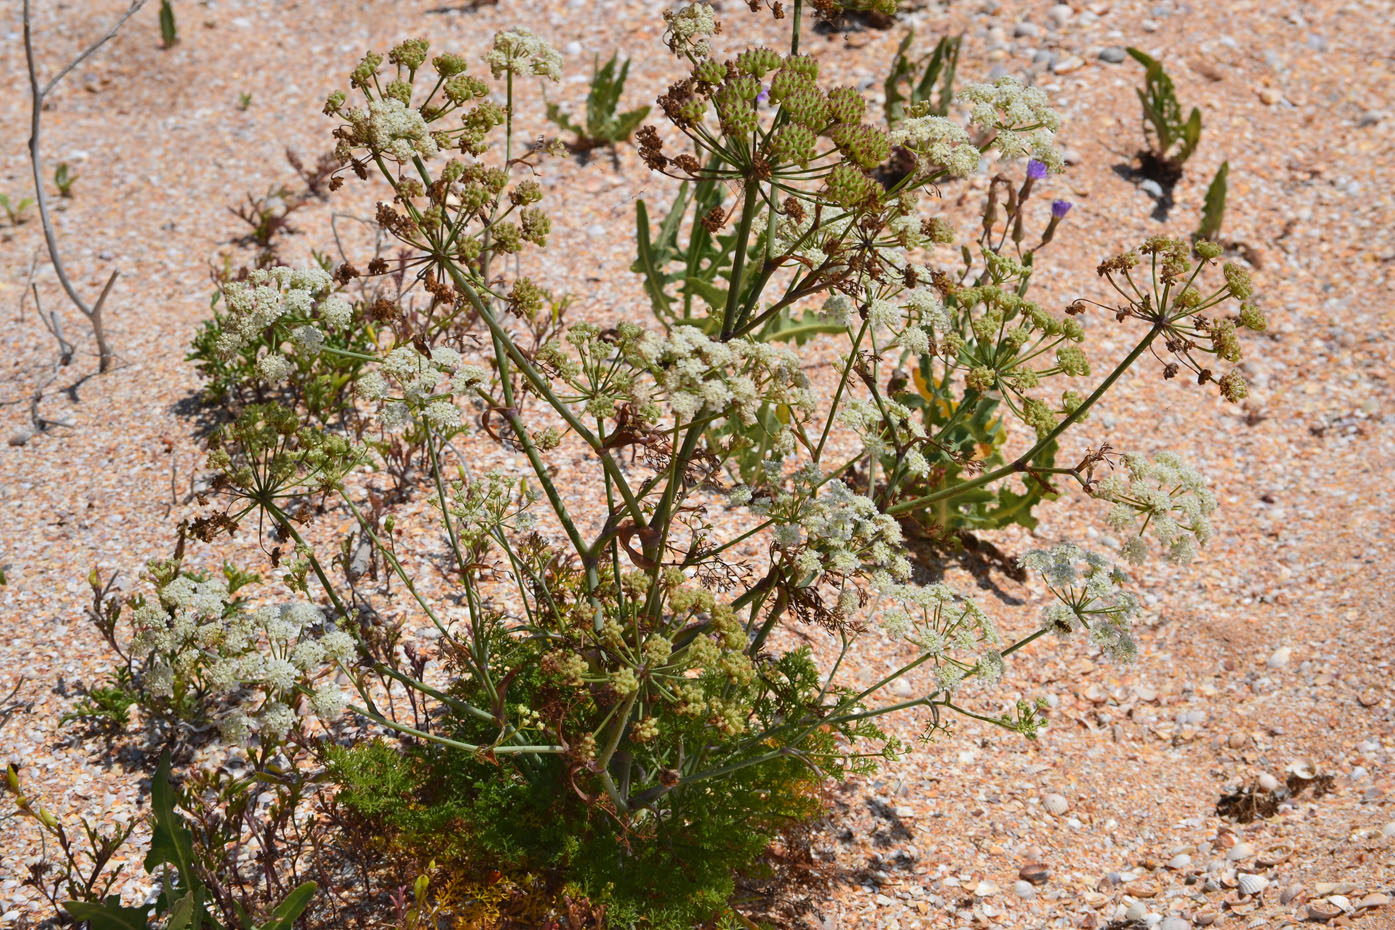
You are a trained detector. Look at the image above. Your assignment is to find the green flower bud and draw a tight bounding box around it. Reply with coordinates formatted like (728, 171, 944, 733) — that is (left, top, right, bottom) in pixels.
(1023, 397, 1056, 437)
(1222, 262, 1253, 300)
(769, 123, 817, 167)
(389, 38, 430, 73)
(444, 73, 489, 104)
(1218, 369, 1248, 402)
(826, 163, 876, 208)
(694, 57, 727, 86)
(830, 123, 891, 170)
(735, 47, 781, 77)
(825, 86, 865, 125)
(1194, 239, 1222, 260)
(782, 53, 819, 80)
(351, 52, 382, 89)
(1056, 345, 1091, 376)
(1238, 301, 1266, 332)
(966, 365, 996, 392)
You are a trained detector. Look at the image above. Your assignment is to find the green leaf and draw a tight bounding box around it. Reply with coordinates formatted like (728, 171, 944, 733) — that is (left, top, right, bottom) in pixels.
(1195, 160, 1228, 241)
(682, 275, 728, 313)
(163, 890, 204, 930)
(633, 201, 675, 319)
(159, 0, 177, 48)
(63, 898, 152, 930)
(257, 881, 317, 930)
(610, 106, 651, 143)
(144, 751, 199, 890)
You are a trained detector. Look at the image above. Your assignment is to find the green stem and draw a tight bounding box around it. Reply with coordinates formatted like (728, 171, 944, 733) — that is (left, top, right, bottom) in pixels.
(888, 326, 1162, 516)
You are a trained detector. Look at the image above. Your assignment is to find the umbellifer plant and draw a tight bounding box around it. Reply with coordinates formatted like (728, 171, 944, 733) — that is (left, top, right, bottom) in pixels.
(152, 1, 1264, 925)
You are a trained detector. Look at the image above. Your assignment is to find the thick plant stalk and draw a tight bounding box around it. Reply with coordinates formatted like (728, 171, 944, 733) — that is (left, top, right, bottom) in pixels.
(22, 0, 147, 373)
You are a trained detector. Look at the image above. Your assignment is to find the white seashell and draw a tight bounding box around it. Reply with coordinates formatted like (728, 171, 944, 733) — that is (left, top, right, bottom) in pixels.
(1288, 758, 1319, 780)
(1043, 792, 1069, 815)
(1226, 841, 1255, 861)
(1238, 873, 1269, 896)
(1257, 772, 1280, 792)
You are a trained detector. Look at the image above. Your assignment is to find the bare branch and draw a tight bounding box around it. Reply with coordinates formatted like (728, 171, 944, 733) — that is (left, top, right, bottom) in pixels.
(23, 0, 147, 373)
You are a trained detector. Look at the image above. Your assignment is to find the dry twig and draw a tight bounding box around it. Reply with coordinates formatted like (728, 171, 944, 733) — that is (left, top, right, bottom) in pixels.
(22, 0, 149, 373)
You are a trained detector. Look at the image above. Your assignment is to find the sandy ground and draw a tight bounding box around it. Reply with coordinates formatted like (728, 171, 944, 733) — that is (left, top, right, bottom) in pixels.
(1, 0, 1394, 927)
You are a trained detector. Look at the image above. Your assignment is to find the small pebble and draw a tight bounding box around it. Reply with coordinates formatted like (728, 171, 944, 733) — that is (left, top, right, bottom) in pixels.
(1012, 880, 1036, 899)
(1099, 46, 1127, 63)
(1194, 912, 1219, 927)
(1043, 792, 1069, 815)
(7, 428, 33, 447)
(1014, 22, 1040, 37)
(1167, 853, 1192, 870)
(1052, 54, 1085, 74)
(1047, 3, 1073, 26)
(1139, 179, 1164, 198)
(1381, 821, 1395, 839)
(1267, 646, 1292, 668)
(1125, 900, 1149, 921)
(1280, 882, 1304, 905)
(1019, 862, 1050, 885)
(1258, 772, 1280, 792)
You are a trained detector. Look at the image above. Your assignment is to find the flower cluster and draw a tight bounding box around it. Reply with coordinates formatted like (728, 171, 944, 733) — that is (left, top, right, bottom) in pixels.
(128, 567, 351, 745)
(662, 2, 719, 59)
(879, 582, 1002, 693)
(1093, 451, 1217, 565)
(1095, 237, 1264, 401)
(1020, 545, 1139, 662)
(632, 325, 814, 434)
(960, 76, 1063, 166)
(215, 266, 350, 383)
(357, 344, 484, 432)
(749, 467, 912, 591)
(485, 28, 563, 82)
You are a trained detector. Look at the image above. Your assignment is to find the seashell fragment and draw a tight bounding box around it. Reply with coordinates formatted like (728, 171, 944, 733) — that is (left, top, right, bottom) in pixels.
(1237, 872, 1269, 896)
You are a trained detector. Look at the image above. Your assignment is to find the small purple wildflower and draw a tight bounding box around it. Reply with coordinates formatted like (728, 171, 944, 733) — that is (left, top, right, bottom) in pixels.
(757, 86, 770, 107)
(1051, 199, 1073, 218)
(1027, 158, 1048, 180)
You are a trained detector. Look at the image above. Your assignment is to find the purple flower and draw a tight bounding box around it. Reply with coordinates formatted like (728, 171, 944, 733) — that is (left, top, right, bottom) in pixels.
(1027, 159, 1048, 180)
(1051, 199, 1073, 218)
(757, 86, 770, 107)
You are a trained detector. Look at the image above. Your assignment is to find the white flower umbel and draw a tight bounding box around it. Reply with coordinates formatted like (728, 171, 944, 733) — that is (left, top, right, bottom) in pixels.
(127, 569, 353, 746)
(1020, 544, 1139, 662)
(1092, 451, 1217, 565)
(486, 28, 563, 81)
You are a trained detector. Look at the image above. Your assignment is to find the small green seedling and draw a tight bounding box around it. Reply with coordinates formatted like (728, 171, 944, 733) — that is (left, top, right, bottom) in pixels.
(238, 91, 253, 110)
(546, 53, 650, 152)
(1194, 160, 1229, 242)
(0, 193, 35, 226)
(884, 31, 961, 125)
(54, 161, 77, 198)
(1127, 47, 1202, 176)
(159, 0, 177, 48)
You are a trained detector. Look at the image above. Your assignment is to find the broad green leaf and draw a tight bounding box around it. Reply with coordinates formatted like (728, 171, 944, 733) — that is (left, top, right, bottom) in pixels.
(257, 881, 317, 930)
(144, 751, 198, 890)
(63, 898, 151, 930)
